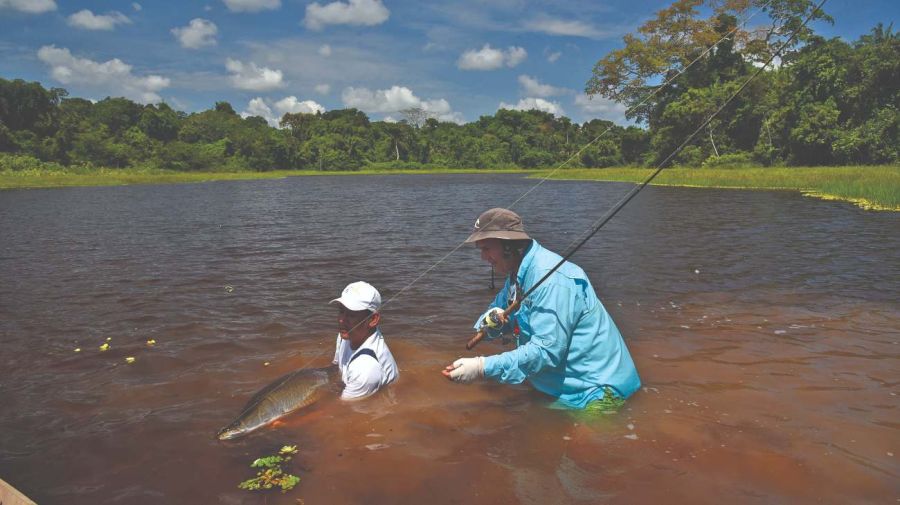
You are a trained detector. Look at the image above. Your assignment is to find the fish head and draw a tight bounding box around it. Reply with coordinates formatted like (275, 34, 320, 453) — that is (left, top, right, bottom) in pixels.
(216, 425, 243, 441)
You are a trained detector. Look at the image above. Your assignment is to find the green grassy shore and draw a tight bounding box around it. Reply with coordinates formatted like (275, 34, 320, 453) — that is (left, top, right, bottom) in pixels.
(0, 166, 531, 189)
(535, 166, 900, 212)
(1, 165, 897, 211)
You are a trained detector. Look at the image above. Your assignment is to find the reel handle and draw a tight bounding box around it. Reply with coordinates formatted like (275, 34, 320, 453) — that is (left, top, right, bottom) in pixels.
(465, 329, 485, 350)
(465, 299, 520, 350)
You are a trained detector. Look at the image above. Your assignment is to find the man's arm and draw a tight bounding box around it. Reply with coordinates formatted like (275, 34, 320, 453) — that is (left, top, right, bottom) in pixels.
(483, 282, 576, 384)
(332, 334, 342, 365)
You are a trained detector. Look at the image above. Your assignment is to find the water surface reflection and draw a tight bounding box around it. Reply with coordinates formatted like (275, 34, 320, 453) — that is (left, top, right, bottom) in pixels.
(1, 174, 898, 503)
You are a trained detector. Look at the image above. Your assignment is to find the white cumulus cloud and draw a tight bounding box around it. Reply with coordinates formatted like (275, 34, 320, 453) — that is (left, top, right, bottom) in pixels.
(341, 85, 463, 123)
(172, 19, 218, 49)
(518, 75, 568, 97)
(524, 16, 604, 38)
(342, 85, 416, 112)
(457, 44, 527, 71)
(499, 97, 564, 116)
(243, 97, 273, 118)
(225, 58, 284, 91)
(0, 0, 56, 13)
(132, 3, 142, 11)
(574, 94, 629, 124)
(274, 96, 325, 114)
(318, 44, 332, 57)
(223, 0, 280, 12)
(37, 45, 169, 103)
(242, 96, 325, 126)
(506, 47, 527, 67)
(314, 83, 331, 94)
(67, 9, 131, 30)
(546, 50, 561, 63)
(304, 0, 389, 31)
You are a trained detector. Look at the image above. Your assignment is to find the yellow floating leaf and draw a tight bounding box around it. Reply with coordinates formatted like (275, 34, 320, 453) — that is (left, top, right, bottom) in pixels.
(74, 348, 81, 353)
(99, 343, 110, 351)
(125, 357, 136, 364)
(146, 339, 157, 346)
(264, 362, 271, 367)
(106, 337, 112, 341)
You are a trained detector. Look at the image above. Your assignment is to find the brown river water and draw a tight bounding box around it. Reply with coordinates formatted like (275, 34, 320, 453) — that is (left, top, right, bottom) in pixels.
(1, 173, 898, 504)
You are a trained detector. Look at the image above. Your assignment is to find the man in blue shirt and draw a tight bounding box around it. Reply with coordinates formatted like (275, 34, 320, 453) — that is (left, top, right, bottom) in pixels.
(442, 208, 641, 409)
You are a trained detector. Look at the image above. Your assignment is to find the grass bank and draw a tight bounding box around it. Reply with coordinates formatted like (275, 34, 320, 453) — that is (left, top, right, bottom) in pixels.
(535, 166, 900, 212)
(0, 166, 530, 190)
(2, 165, 897, 212)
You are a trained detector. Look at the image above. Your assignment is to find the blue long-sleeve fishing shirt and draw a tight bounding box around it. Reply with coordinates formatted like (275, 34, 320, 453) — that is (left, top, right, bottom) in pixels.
(479, 240, 641, 409)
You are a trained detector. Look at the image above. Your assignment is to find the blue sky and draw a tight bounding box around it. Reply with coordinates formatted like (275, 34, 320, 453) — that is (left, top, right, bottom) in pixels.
(0, 0, 895, 126)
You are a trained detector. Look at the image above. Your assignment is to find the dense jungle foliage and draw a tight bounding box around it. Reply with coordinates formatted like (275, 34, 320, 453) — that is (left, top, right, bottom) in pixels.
(0, 1, 896, 173)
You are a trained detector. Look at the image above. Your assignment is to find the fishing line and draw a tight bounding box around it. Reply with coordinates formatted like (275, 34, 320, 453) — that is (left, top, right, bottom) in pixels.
(462, 0, 828, 349)
(377, 0, 776, 312)
(222, 0, 825, 443)
(502, 0, 778, 211)
(285, 244, 476, 371)
(291, 0, 811, 367)
(530, 0, 829, 304)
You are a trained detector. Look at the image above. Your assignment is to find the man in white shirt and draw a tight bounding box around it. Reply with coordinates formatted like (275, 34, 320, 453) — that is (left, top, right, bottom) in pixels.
(331, 281, 399, 400)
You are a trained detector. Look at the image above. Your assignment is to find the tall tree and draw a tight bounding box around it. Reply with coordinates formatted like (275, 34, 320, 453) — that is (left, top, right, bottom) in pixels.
(585, 0, 831, 125)
(0, 78, 66, 135)
(91, 97, 143, 136)
(400, 107, 431, 129)
(280, 111, 320, 142)
(138, 103, 181, 142)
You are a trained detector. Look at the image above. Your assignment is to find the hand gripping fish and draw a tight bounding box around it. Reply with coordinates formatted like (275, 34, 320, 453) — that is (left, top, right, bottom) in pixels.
(217, 367, 334, 440)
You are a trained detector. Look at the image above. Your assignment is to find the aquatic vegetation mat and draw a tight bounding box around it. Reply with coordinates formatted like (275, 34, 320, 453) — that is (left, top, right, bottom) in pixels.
(238, 445, 301, 493)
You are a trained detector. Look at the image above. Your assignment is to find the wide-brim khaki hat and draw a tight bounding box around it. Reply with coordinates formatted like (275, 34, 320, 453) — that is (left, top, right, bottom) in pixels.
(464, 208, 531, 243)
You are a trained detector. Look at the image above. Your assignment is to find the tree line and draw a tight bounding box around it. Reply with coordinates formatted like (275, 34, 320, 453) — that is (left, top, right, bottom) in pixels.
(0, 7, 896, 172)
(0, 86, 654, 172)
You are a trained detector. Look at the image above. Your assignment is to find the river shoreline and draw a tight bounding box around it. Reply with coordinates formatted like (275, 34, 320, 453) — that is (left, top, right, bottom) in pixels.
(1, 165, 897, 211)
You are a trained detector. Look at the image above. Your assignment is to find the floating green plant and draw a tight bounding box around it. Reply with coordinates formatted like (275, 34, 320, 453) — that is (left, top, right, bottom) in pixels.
(238, 445, 301, 493)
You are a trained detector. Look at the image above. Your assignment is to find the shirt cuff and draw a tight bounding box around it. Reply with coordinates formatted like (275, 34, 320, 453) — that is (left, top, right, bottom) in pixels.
(482, 355, 500, 378)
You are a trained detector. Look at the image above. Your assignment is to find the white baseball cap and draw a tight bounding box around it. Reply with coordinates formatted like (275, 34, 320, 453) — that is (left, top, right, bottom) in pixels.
(330, 281, 382, 312)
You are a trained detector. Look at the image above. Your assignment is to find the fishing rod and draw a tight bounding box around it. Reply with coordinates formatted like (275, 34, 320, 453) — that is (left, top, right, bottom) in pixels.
(376, 0, 777, 321)
(500, 0, 777, 212)
(466, 0, 829, 350)
(299, 0, 812, 359)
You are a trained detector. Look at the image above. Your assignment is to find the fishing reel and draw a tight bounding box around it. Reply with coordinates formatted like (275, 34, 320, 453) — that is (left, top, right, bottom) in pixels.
(481, 307, 505, 329)
(467, 295, 522, 350)
(480, 308, 515, 346)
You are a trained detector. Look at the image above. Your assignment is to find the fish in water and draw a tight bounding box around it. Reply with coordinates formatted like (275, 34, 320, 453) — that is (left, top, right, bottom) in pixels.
(217, 367, 333, 440)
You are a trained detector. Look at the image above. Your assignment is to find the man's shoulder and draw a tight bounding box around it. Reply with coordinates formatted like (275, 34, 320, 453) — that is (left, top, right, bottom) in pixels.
(349, 332, 398, 375)
(529, 244, 587, 280)
(347, 347, 382, 375)
(524, 243, 562, 272)
(349, 347, 378, 364)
